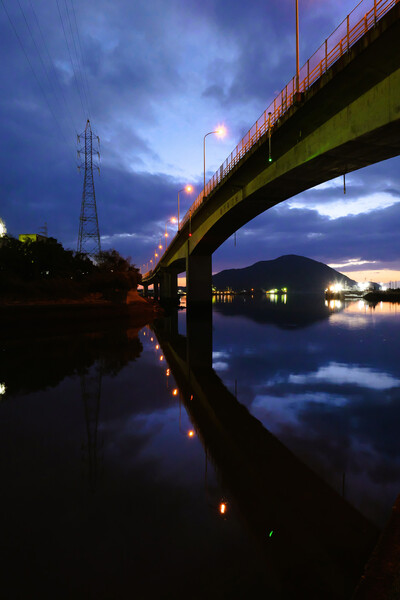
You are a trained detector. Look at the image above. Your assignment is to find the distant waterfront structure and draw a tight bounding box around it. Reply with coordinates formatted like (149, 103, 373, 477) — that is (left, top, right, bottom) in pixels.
(0, 217, 6, 237)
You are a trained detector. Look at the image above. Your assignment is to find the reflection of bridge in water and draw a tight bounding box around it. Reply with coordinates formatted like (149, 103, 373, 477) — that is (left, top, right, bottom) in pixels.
(152, 310, 380, 598)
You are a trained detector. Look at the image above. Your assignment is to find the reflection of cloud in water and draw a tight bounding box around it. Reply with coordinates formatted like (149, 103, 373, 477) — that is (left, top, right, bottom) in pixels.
(252, 392, 349, 424)
(289, 362, 400, 390)
(212, 351, 230, 359)
(212, 350, 230, 371)
(213, 362, 230, 371)
(329, 313, 370, 329)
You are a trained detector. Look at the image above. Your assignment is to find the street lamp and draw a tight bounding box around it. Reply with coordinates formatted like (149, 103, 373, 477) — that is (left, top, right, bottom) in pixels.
(165, 217, 177, 251)
(177, 185, 193, 229)
(203, 126, 226, 198)
(295, 0, 300, 96)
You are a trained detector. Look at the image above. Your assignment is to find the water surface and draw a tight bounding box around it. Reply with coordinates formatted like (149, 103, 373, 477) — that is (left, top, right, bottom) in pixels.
(1, 296, 399, 599)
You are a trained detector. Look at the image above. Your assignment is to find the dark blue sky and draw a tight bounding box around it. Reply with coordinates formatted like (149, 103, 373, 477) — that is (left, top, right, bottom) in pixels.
(0, 0, 399, 282)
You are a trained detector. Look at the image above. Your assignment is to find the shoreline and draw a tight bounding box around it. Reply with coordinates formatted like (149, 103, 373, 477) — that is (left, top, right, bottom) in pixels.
(0, 291, 163, 335)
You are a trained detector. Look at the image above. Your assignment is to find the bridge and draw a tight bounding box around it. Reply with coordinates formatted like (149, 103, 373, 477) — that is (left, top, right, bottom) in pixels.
(151, 313, 379, 597)
(142, 0, 400, 305)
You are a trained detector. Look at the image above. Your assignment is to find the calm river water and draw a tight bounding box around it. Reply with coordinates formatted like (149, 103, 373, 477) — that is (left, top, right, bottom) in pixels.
(1, 295, 399, 599)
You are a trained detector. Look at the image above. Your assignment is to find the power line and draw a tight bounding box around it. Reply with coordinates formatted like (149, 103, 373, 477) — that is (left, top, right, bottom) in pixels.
(70, 0, 94, 119)
(27, 0, 78, 133)
(56, 0, 87, 119)
(1, 0, 70, 146)
(64, 0, 91, 120)
(16, 0, 76, 146)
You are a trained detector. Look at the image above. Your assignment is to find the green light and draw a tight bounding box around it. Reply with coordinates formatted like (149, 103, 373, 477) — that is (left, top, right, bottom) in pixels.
(268, 156, 272, 163)
(269, 530, 274, 537)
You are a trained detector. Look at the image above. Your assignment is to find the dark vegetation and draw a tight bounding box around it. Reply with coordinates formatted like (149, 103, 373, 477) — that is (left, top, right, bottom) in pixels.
(0, 235, 141, 302)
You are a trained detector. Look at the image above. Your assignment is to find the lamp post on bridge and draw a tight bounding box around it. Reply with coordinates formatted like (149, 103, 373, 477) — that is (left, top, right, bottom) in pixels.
(296, 0, 300, 97)
(203, 127, 226, 199)
(165, 217, 177, 251)
(177, 185, 193, 229)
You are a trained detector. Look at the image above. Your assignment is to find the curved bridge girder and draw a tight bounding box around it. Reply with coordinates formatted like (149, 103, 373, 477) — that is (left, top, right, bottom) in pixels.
(143, 6, 400, 304)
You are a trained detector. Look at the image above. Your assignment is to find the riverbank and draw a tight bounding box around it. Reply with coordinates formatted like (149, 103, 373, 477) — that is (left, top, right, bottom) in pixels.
(0, 290, 162, 336)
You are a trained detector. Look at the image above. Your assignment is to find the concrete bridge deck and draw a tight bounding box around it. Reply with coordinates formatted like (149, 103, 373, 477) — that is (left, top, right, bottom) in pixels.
(143, 1, 400, 305)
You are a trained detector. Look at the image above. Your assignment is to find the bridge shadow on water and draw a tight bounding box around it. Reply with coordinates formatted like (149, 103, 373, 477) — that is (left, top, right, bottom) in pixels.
(153, 306, 379, 599)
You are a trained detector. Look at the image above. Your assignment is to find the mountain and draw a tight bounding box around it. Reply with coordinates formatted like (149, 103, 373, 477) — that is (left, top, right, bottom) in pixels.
(212, 255, 356, 293)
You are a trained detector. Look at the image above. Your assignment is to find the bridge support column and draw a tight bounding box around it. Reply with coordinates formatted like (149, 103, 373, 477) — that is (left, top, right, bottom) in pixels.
(143, 284, 149, 298)
(154, 281, 159, 301)
(186, 253, 212, 306)
(160, 270, 178, 302)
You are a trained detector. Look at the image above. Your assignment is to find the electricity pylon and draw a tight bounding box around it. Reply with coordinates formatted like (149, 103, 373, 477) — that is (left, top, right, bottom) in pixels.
(77, 119, 101, 257)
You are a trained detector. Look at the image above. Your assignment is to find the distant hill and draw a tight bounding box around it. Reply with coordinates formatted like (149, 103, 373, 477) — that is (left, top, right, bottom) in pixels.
(212, 255, 356, 293)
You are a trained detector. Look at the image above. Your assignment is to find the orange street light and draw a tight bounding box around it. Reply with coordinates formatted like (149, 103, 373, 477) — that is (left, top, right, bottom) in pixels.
(165, 217, 177, 251)
(177, 185, 193, 229)
(203, 126, 226, 198)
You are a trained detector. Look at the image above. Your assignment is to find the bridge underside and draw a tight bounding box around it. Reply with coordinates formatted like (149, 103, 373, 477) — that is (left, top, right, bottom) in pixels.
(144, 5, 400, 305)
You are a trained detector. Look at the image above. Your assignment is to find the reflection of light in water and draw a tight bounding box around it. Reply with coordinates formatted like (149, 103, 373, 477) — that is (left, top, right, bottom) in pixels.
(289, 362, 400, 390)
(219, 502, 227, 515)
(213, 293, 234, 303)
(172, 388, 178, 396)
(342, 300, 399, 315)
(0, 383, 6, 395)
(329, 299, 400, 327)
(327, 299, 342, 310)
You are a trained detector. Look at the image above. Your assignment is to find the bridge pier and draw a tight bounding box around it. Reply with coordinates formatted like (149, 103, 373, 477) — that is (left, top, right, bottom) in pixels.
(154, 281, 159, 301)
(142, 283, 149, 298)
(186, 253, 212, 306)
(160, 269, 178, 302)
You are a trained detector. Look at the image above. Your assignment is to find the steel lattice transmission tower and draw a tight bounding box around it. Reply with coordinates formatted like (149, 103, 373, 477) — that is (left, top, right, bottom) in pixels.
(77, 119, 101, 257)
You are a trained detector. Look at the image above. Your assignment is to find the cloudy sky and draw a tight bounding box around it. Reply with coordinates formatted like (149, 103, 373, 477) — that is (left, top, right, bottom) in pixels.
(1, 0, 399, 282)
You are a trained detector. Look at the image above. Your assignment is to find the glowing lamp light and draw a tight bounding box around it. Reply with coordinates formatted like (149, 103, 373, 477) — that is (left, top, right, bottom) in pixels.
(172, 388, 178, 396)
(219, 502, 227, 515)
(188, 430, 195, 438)
(216, 125, 227, 138)
(171, 217, 177, 223)
(0, 383, 6, 395)
(150, 337, 153, 342)
(329, 283, 343, 293)
(159, 356, 164, 362)
(155, 344, 159, 350)
(0, 218, 6, 237)
(166, 369, 170, 376)
(185, 185, 193, 193)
